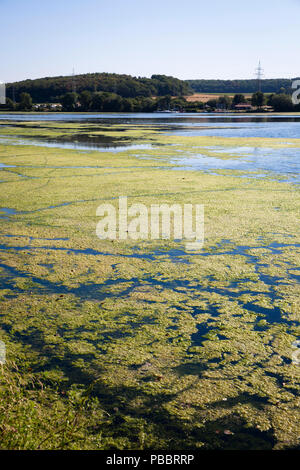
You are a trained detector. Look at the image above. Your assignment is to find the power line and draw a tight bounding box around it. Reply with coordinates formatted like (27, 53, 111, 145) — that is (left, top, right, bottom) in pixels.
(255, 60, 264, 92)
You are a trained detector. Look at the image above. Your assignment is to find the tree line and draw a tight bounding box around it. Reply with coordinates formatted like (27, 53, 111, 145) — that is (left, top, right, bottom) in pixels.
(5, 73, 192, 103)
(187, 78, 298, 94)
(60, 92, 204, 112)
(5, 73, 300, 105)
(1, 90, 299, 113)
(1, 91, 204, 113)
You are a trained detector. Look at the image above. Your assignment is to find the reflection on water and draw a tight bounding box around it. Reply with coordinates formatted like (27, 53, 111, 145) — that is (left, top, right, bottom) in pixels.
(1, 113, 300, 182)
(1, 112, 300, 138)
(0, 135, 153, 152)
(170, 121, 300, 139)
(170, 146, 300, 183)
(1, 112, 300, 122)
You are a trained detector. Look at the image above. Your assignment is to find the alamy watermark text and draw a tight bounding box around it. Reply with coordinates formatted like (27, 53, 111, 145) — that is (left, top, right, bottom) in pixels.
(96, 197, 204, 251)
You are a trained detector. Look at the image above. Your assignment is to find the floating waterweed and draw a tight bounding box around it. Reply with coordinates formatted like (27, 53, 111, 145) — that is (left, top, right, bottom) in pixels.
(0, 116, 300, 449)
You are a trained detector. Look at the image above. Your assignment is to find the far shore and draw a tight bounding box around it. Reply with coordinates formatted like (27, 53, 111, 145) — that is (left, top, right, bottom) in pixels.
(1, 111, 300, 116)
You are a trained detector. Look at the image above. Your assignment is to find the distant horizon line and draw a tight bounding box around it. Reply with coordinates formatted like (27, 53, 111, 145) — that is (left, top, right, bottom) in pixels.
(5, 72, 300, 85)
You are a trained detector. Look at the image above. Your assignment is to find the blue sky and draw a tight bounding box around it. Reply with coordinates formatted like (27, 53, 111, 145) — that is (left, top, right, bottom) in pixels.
(1, 0, 300, 83)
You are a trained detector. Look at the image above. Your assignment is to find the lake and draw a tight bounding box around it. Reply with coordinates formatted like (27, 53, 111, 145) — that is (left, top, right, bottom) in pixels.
(1, 112, 300, 450)
(1, 112, 300, 139)
(1, 112, 300, 182)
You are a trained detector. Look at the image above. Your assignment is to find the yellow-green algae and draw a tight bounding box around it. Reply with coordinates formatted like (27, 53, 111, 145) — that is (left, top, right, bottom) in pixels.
(0, 121, 300, 450)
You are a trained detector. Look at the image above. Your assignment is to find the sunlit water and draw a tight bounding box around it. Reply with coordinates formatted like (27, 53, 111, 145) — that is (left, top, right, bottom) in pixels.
(1, 112, 300, 182)
(1, 111, 300, 136)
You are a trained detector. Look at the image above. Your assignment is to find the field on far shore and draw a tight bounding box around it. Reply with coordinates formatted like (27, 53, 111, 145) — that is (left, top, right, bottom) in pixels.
(185, 93, 253, 102)
(185, 93, 275, 103)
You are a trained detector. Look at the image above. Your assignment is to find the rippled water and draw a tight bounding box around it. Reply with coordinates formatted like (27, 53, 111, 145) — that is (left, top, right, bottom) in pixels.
(1, 111, 300, 139)
(170, 146, 300, 183)
(1, 112, 300, 182)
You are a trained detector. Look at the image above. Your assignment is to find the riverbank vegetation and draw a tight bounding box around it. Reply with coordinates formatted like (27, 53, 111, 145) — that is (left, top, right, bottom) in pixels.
(1, 91, 299, 114)
(2, 72, 300, 113)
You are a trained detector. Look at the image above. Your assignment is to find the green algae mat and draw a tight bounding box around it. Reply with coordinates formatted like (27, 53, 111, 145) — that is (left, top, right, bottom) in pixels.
(0, 120, 300, 450)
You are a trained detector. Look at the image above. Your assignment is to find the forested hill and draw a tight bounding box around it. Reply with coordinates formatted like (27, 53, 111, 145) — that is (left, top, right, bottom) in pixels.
(6, 73, 192, 103)
(6, 74, 299, 104)
(187, 78, 297, 94)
